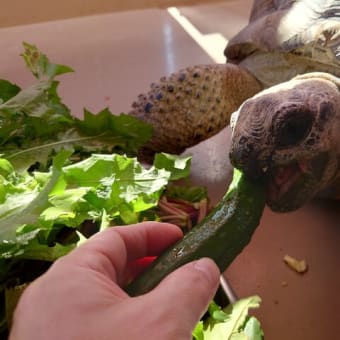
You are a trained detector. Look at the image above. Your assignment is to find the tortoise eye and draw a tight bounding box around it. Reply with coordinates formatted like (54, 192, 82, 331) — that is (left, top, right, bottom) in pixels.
(276, 111, 313, 148)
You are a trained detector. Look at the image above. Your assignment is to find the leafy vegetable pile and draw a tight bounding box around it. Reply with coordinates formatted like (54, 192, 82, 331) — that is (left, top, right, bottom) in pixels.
(194, 297, 263, 340)
(0, 43, 264, 339)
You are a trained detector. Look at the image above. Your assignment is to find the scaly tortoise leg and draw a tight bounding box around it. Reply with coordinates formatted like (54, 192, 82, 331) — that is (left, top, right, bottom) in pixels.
(129, 64, 262, 160)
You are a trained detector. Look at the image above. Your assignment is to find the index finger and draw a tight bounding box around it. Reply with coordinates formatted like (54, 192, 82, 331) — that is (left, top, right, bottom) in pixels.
(63, 222, 183, 285)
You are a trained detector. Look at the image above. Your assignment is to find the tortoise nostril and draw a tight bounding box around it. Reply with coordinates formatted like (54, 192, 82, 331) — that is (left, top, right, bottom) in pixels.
(275, 111, 313, 149)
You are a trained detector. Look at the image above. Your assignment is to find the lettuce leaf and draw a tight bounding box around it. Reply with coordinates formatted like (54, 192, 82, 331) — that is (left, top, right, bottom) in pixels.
(5, 110, 152, 172)
(0, 150, 70, 241)
(0, 43, 74, 149)
(21, 42, 74, 79)
(0, 152, 191, 262)
(0, 80, 21, 103)
(193, 296, 264, 340)
(0, 43, 152, 172)
(153, 153, 191, 180)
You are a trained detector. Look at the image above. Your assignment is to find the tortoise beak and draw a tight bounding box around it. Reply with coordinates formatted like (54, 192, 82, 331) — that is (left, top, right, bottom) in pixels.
(229, 141, 270, 179)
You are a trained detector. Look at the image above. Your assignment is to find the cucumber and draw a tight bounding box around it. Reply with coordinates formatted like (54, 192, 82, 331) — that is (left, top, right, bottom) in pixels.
(125, 169, 266, 296)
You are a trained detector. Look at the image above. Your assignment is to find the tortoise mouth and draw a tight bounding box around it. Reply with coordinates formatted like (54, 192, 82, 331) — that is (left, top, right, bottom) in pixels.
(266, 160, 316, 212)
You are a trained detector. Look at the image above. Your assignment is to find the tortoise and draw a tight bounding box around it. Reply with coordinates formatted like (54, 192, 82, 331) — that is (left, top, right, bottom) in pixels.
(129, 0, 340, 212)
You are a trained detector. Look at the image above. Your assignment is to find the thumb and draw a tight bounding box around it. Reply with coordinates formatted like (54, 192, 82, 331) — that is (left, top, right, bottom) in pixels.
(148, 258, 220, 332)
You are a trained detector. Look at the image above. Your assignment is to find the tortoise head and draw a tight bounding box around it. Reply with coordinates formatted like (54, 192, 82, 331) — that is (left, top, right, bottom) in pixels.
(229, 73, 340, 212)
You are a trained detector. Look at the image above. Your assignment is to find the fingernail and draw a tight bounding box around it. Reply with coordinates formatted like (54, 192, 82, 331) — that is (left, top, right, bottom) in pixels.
(194, 258, 219, 286)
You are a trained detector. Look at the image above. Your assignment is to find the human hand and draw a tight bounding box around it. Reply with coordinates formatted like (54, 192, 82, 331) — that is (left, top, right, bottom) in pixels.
(9, 222, 220, 340)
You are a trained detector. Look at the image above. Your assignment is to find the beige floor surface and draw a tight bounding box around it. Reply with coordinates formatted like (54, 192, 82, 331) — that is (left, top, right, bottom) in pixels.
(0, 2, 339, 340)
(0, 0, 219, 28)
